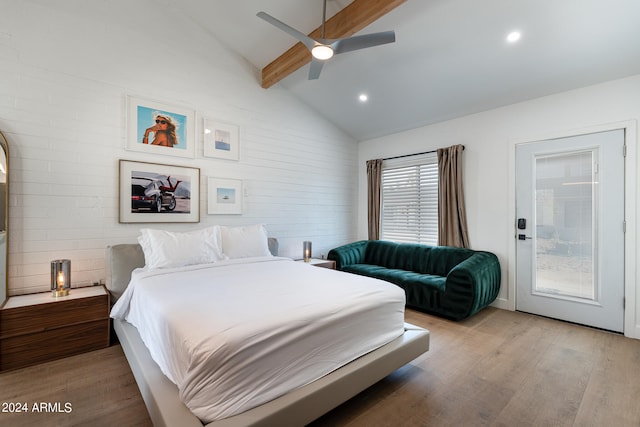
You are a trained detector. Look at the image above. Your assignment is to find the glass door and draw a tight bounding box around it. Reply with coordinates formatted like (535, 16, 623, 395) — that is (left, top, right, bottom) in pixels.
(515, 129, 624, 332)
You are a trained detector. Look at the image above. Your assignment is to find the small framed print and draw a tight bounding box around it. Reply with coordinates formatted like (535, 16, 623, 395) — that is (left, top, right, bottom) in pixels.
(119, 159, 200, 223)
(204, 119, 239, 160)
(126, 95, 196, 158)
(208, 178, 242, 215)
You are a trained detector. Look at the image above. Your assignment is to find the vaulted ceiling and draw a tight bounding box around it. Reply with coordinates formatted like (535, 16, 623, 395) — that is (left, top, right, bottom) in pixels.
(168, 0, 640, 141)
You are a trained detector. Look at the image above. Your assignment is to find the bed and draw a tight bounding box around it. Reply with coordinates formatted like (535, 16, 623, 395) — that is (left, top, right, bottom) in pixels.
(107, 226, 429, 426)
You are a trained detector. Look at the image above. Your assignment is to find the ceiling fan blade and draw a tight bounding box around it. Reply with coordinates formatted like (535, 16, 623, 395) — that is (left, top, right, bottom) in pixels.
(332, 31, 396, 55)
(257, 11, 316, 51)
(308, 59, 325, 80)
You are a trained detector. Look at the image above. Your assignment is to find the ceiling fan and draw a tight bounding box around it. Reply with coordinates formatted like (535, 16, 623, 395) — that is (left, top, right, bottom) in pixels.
(257, 0, 396, 80)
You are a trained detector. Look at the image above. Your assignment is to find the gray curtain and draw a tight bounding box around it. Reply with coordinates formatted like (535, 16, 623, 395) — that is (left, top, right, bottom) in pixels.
(366, 159, 383, 240)
(437, 145, 470, 248)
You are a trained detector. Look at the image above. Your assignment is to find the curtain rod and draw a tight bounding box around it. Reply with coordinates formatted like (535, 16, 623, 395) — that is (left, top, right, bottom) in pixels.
(382, 145, 465, 161)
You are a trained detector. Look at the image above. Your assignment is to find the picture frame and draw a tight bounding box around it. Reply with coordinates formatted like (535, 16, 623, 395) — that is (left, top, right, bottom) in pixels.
(119, 159, 200, 223)
(203, 119, 239, 160)
(126, 95, 196, 158)
(207, 177, 243, 215)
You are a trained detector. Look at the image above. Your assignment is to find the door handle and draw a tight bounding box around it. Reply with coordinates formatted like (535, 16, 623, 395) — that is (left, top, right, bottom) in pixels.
(518, 234, 532, 240)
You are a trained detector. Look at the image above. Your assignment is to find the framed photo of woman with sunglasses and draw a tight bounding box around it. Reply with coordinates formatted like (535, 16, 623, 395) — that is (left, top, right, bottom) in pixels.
(126, 95, 196, 158)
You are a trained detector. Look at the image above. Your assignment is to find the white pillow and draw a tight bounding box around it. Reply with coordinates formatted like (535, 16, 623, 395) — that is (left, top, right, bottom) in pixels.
(220, 224, 272, 259)
(138, 226, 225, 269)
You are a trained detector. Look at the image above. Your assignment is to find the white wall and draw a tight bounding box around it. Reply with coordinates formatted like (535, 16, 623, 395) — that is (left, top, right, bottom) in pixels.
(358, 74, 640, 338)
(0, 0, 358, 295)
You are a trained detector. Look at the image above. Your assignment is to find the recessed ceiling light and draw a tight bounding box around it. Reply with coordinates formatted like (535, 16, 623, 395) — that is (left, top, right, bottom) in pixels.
(359, 94, 368, 102)
(506, 31, 521, 43)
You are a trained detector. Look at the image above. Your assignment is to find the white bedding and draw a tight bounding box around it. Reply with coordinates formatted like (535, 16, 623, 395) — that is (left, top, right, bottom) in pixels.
(110, 257, 405, 423)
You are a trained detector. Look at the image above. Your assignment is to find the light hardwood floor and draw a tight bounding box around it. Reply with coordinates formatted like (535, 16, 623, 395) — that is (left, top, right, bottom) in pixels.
(1, 307, 640, 426)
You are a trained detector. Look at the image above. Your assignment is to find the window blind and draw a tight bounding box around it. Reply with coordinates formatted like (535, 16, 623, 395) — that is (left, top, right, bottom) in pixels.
(380, 152, 438, 245)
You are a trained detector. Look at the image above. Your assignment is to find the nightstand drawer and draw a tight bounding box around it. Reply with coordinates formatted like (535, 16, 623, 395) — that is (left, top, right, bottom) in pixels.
(0, 295, 108, 338)
(0, 320, 109, 371)
(0, 286, 110, 371)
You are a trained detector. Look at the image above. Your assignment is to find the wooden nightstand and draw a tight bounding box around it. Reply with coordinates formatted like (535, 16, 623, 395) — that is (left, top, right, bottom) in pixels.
(299, 258, 336, 269)
(0, 286, 110, 371)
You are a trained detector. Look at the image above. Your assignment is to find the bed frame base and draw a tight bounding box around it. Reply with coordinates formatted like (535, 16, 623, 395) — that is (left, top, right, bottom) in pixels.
(114, 319, 429, 427)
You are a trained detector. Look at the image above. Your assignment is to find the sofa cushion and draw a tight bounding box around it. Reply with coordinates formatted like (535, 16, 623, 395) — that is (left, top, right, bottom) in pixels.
(342, 264, 446, 292)
(364, 240, 399, 268)
(394, 243, 432, 272)
(363, 241, 430, 271)
(400, 271, 446, 292)
(363, 240, 475, 277)
(421, 245, 474, 276)
(342, 264, 395, 282)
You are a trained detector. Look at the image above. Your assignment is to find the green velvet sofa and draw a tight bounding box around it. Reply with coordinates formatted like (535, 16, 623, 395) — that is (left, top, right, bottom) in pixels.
(327, 240, 501, 320)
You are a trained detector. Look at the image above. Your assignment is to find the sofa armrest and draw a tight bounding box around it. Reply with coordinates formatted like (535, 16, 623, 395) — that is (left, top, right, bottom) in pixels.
(328, 240, 369, 270)
(444, 251, 501, 319)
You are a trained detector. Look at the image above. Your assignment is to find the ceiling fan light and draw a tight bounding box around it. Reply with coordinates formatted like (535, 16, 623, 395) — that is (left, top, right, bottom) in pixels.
(506, 31, 521, 43)
(312, 44, 334, 60)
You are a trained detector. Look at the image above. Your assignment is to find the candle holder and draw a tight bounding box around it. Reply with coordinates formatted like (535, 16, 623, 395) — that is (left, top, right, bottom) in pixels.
(303, 241, 312, 262)
(51, 259, 71, 297)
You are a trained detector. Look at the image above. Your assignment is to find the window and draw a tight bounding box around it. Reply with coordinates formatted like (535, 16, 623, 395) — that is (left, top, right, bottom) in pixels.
(380, 152, 438, 245)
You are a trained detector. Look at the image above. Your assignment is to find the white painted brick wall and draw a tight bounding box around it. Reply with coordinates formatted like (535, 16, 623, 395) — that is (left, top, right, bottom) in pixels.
(0, 1, 358, 295)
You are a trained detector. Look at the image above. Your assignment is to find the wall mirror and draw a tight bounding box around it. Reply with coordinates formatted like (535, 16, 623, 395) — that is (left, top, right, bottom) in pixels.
(0, 131, 7, 307)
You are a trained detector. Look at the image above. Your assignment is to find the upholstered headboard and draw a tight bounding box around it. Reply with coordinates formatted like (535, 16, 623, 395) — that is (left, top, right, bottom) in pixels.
(105, 237, 279, 303)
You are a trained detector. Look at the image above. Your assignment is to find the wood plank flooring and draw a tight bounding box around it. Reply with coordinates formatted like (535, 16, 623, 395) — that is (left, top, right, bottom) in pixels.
(1, 307, 639, 426)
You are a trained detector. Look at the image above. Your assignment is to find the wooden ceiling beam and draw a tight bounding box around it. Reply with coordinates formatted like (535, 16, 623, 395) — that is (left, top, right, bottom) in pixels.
(260, 0, 407, 89)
